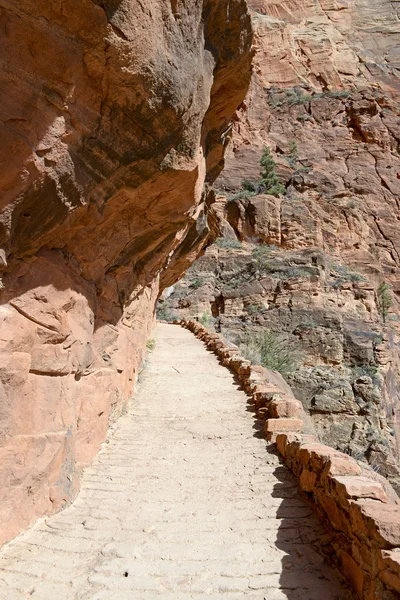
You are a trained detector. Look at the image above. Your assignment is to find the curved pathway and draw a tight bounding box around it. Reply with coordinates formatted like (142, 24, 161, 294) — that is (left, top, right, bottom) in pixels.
(0, 324, 350, 599)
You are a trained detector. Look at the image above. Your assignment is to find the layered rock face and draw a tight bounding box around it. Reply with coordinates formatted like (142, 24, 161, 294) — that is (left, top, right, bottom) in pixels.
(0, 0, 252, 544)
(161, 1, 400, 489)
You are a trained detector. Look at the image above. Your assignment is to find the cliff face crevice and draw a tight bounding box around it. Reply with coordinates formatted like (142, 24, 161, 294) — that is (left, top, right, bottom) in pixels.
(0, 0, 252, 544)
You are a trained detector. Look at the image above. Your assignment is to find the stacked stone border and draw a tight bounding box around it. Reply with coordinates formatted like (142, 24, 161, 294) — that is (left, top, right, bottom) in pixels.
(179, 319, 400, 600)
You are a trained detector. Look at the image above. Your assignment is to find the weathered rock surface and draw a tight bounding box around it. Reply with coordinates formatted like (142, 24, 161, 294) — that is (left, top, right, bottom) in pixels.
(0, 0, 252, 544)
(0, 324, 351, 600)
(162, 239, 400, 490)
(161, 0, 400, 491)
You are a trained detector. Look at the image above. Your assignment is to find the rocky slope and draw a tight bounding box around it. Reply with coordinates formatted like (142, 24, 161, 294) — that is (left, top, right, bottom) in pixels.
(160, 0, 400, 490)
(0, 0, 252, 544)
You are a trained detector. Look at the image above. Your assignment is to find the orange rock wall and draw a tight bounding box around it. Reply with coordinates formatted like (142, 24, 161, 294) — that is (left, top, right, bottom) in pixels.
(0, 249, 158, 543)
(0, 0, 253, 544)
(196, 0, 400, 485)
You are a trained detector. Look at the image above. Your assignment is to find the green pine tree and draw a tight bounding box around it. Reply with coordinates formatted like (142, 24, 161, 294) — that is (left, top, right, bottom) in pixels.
(377, 282, 392, 323)
(259, 147, 285, 197)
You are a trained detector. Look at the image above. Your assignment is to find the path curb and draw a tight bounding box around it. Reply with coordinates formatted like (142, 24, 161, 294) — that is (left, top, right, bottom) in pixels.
(178, 318, 400, 600)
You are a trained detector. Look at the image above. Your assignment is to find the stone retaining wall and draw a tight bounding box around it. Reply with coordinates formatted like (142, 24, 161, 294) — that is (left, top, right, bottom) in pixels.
(180, 319, 400, 600)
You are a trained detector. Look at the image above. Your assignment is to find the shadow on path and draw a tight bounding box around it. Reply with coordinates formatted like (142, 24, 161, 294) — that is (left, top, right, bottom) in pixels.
(218, 349, 353, 600)
(248, 398, 353, 600)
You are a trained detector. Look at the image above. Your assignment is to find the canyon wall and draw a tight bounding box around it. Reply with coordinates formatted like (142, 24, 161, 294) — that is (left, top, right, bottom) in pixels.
(160, 0, 400, 491)
(0, 0, 252, 544)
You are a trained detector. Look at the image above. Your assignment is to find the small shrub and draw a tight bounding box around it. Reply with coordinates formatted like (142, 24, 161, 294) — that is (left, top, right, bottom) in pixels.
(240, 340, 262, 365)
(296, 319, 318, 329)
(264, 183, 285, 197)
(268, 88, 349, 110)
(330, 264, 366, 288)
(223, 275, 249, 291)
(199, 312, 213, 328)
(295, 166, 311, 174)
(286, 141, 298, 169)
(289, 139, 298, 160)
(252, 244, 279, 257)
(268, 96, 284, 108)
(251, 250, 313, 279)
(252, 244, 278, 272)
(326, 90, 351, 99)
(372, 334, 383, 347)
(171, 284, 188, 299)
(350, 364, 378, 382)
(297, 114, 313, 122)
(279, 267, 311, 279)
(245, 304, 263, 316)
(377, 282, 392, 323)
(287, 90, 312, 106)
(227, 189, 256, 201)
(240, 330, 301, 376)
(350, 273, 365, 282)
(313, 90, 351, 100)
(387, 314, 399, 322)
(260, 267, 311, 280)
(190, 277, 204, 290)
(146, 338, 156, 351)
(215, 237, 242, 249)
(242, 179, 258, 192)
(156, 304, 178, 322)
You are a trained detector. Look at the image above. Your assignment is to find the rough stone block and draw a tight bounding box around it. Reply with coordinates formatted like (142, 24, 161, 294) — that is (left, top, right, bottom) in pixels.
(265, 418, 303, 433)
(352, 537, 375, 572)
(297, 443, 350, 475)
(254, 388, 283, 410)
(299, 468, 317, 492)
(229, 356, 247, 370)
(275, 433, 299, 457)
(269, 398, 303, 419)
(221, 356, 237, 367)
(316, 490, 352, 535)
(340, 551, 365, 599)
(257, 406, 269, 420)
(220, 348, 239, 358)
(238, 361, 251, 378)
(350, 500, 400, 547)
(332, 476, 388, 504)
(276, 434, 289, 456)
(253, 384, 282, 399)
(323, 456, 362, 478)
(379, 550, 400, 593)
(297, 443, 327, 468)
(284, 439, 302, 462)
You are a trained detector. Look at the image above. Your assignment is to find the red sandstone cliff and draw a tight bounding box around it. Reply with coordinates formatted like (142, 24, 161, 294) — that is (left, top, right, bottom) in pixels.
(0, 0, 253, 544)
(161, 0, 400, 491)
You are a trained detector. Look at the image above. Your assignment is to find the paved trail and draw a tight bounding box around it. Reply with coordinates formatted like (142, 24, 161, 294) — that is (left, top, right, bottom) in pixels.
(0, 324, 349, 599)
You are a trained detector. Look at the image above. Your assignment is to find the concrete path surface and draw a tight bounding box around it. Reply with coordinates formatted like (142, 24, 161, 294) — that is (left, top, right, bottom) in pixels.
(0, 324, 350, 599)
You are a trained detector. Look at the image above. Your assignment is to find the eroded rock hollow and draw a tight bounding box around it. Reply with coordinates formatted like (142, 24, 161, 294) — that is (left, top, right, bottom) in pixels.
(0, 0, 252, 544)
